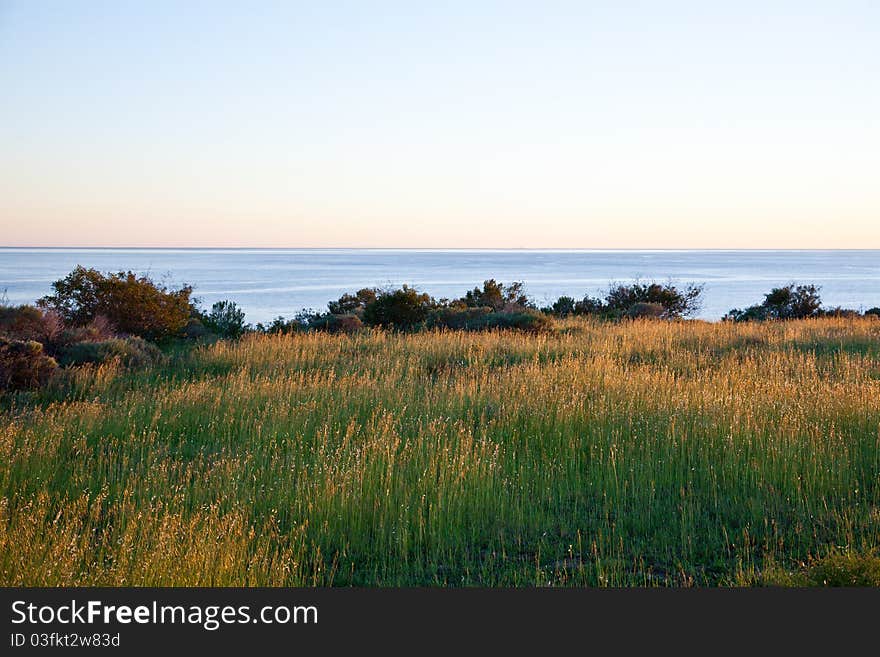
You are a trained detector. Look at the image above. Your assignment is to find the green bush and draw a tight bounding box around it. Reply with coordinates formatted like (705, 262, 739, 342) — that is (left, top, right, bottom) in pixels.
(604, 281, 703, 318)
(460, 280, 531, 311)
(428, 307, 552, 332)
(362, 286, 436, 329)
(726, 284, 823, 321)
(426, 306, 493, 330)
(573, 296, 605, 315)
(38, 266, 193, 341)
(202, 300, 249, 338)
(255, 311, 363, 334)
(327, 288, 378, 316)
(0, 338, 58, 391)
(255, 316, 295, 334)
(544, 284, 699, 320)
(57, 337, 163, 369)
(545, 296, 576, 317)
(481, 310, 553, 332)
(543, 295, 604, 317)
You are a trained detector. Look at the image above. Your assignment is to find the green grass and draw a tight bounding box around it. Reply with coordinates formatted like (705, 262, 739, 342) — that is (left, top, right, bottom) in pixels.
(2, 317, 879, 586)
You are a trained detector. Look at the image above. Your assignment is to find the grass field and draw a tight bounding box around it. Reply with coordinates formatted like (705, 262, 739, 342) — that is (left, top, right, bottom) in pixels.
(2, 317, 879, 586)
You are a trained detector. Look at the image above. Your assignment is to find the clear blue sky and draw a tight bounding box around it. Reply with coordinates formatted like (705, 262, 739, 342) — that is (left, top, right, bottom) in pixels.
(2, 1, 878, 247)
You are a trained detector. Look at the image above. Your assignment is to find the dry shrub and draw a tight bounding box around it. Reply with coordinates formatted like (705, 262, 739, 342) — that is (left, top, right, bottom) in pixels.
(57, 336, 163, 369)
(0, 305, 63, 343)
(0, 337, 58, 391)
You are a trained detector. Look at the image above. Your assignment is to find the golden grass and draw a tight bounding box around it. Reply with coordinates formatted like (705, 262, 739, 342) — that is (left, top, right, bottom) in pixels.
(1, 317, 879, 585)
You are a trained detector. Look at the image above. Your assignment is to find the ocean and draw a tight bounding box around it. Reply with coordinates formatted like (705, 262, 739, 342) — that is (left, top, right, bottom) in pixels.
(1, 248, 878, 322)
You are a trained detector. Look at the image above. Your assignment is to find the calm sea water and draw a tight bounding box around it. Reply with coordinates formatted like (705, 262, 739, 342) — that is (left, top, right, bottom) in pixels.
(1, 248, 878, 322)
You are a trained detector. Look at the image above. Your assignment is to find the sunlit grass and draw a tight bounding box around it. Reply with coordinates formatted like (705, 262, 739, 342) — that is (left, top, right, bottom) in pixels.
(2, 317, 879, 586)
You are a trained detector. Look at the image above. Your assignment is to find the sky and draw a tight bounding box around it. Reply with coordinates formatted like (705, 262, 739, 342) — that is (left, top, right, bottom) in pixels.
(1, 1, 878, 248)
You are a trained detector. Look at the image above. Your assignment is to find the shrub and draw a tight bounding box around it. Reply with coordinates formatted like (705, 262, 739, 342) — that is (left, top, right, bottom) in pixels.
(574, 296, 605, 316)
(46, 316, 117, 355)
(256, 316, 301, 334)
(723, 305, 769, 322)
(362, 286, 436, 329)
(427, 307, 552, 332)
(546, 296, 576, 317)
(819, 306, 860, 319)
(0, 304, 63, 343)
(307, 314, 364, 333)
(0, 338, 58, 391)
(182, 317, 211, 340)
(203, 300, 248, 338)
(56, 337, 163, 369)
(477, 309, 553, 332)
(864, 307, 880, 318)
(605, 281, 703, 318)
(460, 280, 531, 311)
(328, 288, 378, 316)
(726, 284, 823, 321)
(544, 295, 605, 317)
(38, 266, 193, 341)
(803, 553, 880, 586)
(626, 302, 666, 319)
(255, 311, 363, 334)
(767, 284, 822, 319)
(546, 284, 700, 320)
(766, 552, 880, 587)
(426, 307, 493, 330)
(290, 310, 326, 332)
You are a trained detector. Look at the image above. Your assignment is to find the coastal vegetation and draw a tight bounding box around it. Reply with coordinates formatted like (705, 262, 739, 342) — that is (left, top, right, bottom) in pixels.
(1, 267, 879, 586)
(3, 267, 877, 396)
(2, 315, 879, 586)
(37, 265, 193, 340)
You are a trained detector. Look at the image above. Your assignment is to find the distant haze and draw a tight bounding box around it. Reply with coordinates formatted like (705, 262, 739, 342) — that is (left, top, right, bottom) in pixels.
(2, 2, 878, 248)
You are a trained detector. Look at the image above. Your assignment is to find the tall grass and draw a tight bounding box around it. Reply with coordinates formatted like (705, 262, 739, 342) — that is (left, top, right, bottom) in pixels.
(2, 317, 879, 586)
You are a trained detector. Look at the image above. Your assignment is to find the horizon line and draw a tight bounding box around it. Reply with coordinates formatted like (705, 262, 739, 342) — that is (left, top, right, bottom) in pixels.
(3, 246, 880, 252)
